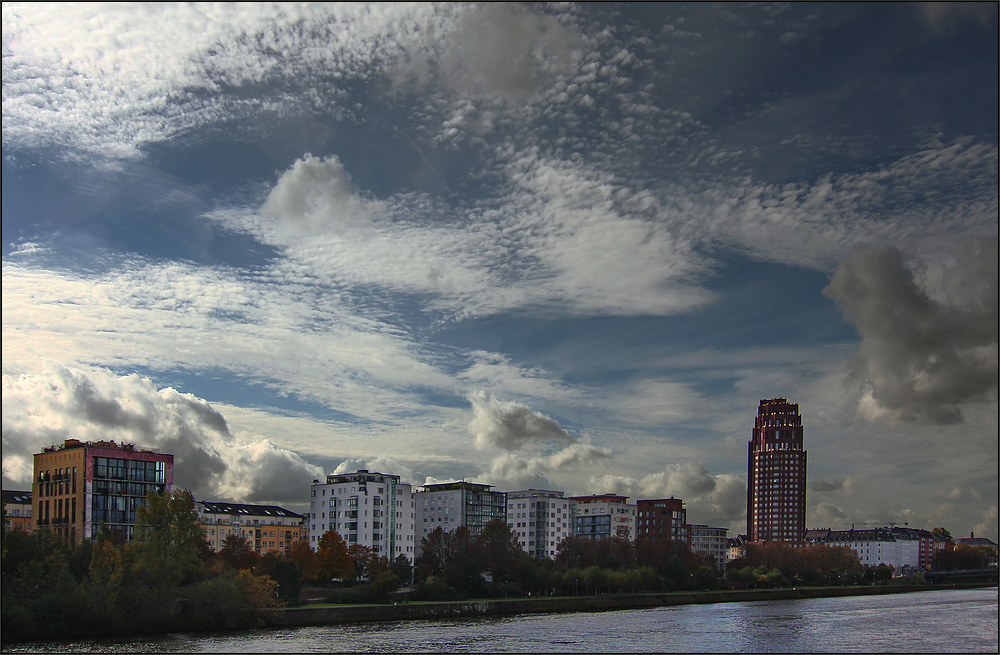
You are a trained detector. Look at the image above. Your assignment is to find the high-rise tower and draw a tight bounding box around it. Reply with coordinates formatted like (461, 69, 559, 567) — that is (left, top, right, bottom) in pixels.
(747, 398, 807, 543)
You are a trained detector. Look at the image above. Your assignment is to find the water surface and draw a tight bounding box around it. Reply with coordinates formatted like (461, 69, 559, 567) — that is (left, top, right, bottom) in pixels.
(5, 587, 997, 653)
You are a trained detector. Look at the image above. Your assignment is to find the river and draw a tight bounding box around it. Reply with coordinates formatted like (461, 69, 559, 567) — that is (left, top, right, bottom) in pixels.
(4, 587, 996, 653)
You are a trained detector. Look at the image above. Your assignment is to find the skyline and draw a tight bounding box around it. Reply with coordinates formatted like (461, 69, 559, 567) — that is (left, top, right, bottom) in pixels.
(2, 3, 997, 541)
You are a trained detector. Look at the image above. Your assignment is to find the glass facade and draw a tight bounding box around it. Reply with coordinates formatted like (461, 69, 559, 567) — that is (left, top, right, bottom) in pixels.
(90, 456, 167, 539)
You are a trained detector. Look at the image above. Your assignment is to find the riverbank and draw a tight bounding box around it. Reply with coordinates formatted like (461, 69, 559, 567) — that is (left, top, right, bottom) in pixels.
(269, 582, 997, 628)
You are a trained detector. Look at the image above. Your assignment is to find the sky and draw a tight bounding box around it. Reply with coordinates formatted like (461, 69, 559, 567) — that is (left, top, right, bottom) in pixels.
(2, 2, 997, 542)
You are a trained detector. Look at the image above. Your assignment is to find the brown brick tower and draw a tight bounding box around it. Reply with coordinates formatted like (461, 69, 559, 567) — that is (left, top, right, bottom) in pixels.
(747, 398, 807, 543)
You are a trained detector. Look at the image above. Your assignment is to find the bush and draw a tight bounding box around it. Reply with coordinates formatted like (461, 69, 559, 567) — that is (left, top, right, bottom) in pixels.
(411, 575, 464, 601)
(326, 584, 379, 604)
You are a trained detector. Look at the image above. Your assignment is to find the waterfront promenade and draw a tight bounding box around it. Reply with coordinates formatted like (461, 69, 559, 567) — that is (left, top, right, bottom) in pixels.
(269, 582, 996, 628)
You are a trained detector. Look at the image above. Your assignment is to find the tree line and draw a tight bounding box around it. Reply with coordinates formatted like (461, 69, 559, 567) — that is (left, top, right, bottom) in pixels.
(2, 490, 281, 643)
(6, 490, 990, 643)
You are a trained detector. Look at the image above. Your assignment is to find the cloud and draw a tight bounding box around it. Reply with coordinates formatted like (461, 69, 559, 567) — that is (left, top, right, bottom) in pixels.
(548, 443, 613, 469)
(810, 502, 848, 527)
(810, 478, 846, 493)
(262, 154, 386, 236)
(589, 463, 747, 527)
(467, 390, 574, 451)
(333, 457, 420, 486)
(921, 2, 997, 34)
(477, 443, 612, 491)
(696, 138, 998, 271)
(394, 2, 583, 102)
(499, 153, 717, 316)
(2, 3, 445, 158)
(824, 241, 998, 424)
(1, 365, 321, 505)
(1, 257, 458, 423)
(463, 391, 612, 490)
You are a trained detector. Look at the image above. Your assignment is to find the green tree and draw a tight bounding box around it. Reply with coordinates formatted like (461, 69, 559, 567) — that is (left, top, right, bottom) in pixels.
(258, 554, 302, 604)
(931, 527, 953, 542)
(476, 519, 523, 584)
(418, 527, 461, 578)
(555, 536, 595, 571)
(391, 553, 413, 585)
(583, 565, 605, 595)
(132, 489, 206, 588)
(347, 543, 374, 582)
(691, 565, 719, 590)
(562, 567, 584, 595)
(89, 538, 129, 614)
(373, 569, 401, 600)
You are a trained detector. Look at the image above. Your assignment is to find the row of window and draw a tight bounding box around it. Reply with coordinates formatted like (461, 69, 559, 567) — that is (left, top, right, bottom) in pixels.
(93, 458, 166, 483)
(36, 467, 78, 497)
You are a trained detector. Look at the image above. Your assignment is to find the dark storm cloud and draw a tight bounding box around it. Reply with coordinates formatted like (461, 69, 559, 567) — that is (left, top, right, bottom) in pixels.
(811, 478, 846, 493)
(824, 241, 998, 424)
(922, 2, 998, 34)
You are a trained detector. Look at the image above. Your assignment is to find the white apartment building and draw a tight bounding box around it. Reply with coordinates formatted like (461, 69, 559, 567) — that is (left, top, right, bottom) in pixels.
(506, 489, 574, 560)
(689, 524, 729, 569)
(414, 481, 506, 556)
(308, 470, 416, 563)
(570, 493, 636, 541)
(808, 526, 940, 573)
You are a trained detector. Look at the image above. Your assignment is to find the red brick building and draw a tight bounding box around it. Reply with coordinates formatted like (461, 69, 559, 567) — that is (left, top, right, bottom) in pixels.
(636, 497, 691, 547)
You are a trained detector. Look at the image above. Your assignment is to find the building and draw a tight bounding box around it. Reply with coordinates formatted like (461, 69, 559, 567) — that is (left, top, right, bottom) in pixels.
(32, 439, 173, 543)
(506, 489, 573, 560)
(2, 490, 33, 534)
(414, 481, 506, 555)
(309, 470, 416, 563)
(891, 527, 938, 571)
(728, 534, 748, 562)
(570, 493, 636, 541)
(690, 524, 730, 569)
(807, 526, 941, 573)
(196, 500, 307, 555)
(636, 497, 691, 547)
(747, 398, 807, 543)
(956, 532, 999, 554)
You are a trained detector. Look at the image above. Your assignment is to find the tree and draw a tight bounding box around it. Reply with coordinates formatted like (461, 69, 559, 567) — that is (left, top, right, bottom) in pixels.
(286, 539, 314, 578)
(691, 565, 719, 590)
(391, 554, 413, 585)
(309, 530, 353, 582)
(933, 544, 997, 571)
(132, 489, 206, 587)
(556, 536, 595, 571)
(931, 527, 953, 542)
(258, 554, 302, 604)
(476, 519, 523, 583)
(583, 565, 605, 595)
(372, 569, 401, 600)
(418, 527, 462, 578)
(219, 535, 258, 571)
(89, 538, 128, 614)
(347, 543, 374, 582)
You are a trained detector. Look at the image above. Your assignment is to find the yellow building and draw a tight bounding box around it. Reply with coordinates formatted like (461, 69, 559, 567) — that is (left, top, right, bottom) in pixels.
(196, 500, 307, 555)
(3, 490, 33, 534)
(33, 439, 173, 543)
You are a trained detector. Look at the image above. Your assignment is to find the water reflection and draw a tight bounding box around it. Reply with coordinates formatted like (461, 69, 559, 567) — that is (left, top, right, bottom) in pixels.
(4, 588, 996, 653)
